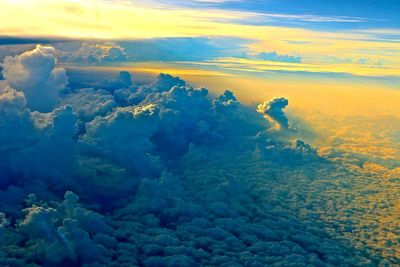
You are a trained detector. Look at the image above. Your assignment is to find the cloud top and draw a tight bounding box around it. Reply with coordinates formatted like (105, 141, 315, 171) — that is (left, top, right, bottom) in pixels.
(257, 97, 289, 129)
(1, 45, 67, 112)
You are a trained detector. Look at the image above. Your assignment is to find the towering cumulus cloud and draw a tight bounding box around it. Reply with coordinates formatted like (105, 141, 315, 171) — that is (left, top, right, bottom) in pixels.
(1, 45, 67, 112)
(0, 46, 379, 266)
(257, 97, 290, 129)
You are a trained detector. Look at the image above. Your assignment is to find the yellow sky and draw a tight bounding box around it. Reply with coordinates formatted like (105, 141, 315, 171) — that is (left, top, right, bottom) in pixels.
(1, 0, 399, 78)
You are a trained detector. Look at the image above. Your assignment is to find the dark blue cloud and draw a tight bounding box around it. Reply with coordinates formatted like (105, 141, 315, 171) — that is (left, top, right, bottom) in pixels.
(0, 37, 59, 45)
(0, 46, 385, 266)
(92, 71, 133, 93)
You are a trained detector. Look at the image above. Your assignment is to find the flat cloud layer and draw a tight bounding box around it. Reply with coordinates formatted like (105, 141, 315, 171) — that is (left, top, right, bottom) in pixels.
(0, 46, 394, 266)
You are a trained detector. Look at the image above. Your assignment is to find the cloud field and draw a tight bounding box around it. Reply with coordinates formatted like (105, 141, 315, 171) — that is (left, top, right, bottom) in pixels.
(0, 45, 398, 266)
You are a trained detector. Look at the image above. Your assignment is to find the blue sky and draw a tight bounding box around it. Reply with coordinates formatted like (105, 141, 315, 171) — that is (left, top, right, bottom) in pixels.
(138, 0, 400, 30)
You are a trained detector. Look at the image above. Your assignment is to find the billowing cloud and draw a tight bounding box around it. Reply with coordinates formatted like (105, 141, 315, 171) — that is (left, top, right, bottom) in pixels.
(12, 191, 114, 265)
(0, 46, 390, 266)
(257, 97, 289, 129)
(0, 85, 27, 114)
(1, 45, 67, 112)
(59, 42, 128, 64)
(81, 104, 162, 178)
(115, 73, 186, 106)
(61, 88, 117, 122)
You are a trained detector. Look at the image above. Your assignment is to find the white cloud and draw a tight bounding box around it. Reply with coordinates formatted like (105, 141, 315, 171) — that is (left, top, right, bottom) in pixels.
(257, 97, 289, 129)
(1, 45, 67, 112)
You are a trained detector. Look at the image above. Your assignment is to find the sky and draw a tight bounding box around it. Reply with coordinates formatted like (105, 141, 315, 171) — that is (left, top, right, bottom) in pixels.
(1, 1, 400, 266)
(0, 0, 399, 83)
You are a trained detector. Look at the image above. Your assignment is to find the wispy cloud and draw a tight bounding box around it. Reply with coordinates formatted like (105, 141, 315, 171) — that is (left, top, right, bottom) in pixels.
(240, 13, 369, 24)
(198, 57, 400, 78)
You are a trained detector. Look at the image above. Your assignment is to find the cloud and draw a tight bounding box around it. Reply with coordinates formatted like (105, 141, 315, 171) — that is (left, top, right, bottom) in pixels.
(0, 85, 27, 114)
(0, 77, 78, 192)
(10, 191, 115, 265)
(81, 104, 162, 178)
(1, 45, 67, 112)
(93, 71, 133, 93)
(59, 42, 128, 64)
(56, 38, 248, 65)
(257, 97, 289, 129)
(115, 73, 186, 106)
(0, 46, 386, 266)
(255, 51, 301, 63)
(0, 44, 35, 62)
(61, 88, 117, 123)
